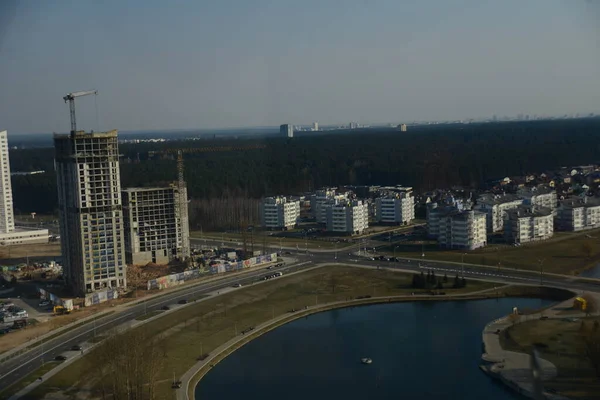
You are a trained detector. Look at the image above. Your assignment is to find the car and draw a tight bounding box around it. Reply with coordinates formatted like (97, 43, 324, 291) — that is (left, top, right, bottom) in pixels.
(178, 299, 188, 304)
(233, 283, 242, 288)
(39, 301, 50, 307)
(55, 355, 67, 361)
(70, 345, 82, 351)
(266, 266, 273, 270)
(161, 305, 170, 311)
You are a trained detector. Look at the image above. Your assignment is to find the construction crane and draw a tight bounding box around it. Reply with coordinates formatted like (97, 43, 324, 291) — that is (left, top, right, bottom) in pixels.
(63, 90, 98, 135)
(149, 144, 267, 261)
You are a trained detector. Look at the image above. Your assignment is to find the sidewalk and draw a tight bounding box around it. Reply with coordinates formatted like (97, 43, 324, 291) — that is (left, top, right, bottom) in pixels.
(177, 285, 513, 400)
(480, 297, 580, 400)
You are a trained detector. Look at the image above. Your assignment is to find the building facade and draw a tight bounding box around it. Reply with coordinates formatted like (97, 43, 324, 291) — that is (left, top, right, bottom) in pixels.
(122, 185, 189, 265)
(54, 130, 127, 296)
(260, 196, 300, 230)
(517, 186, 557, 212)
(438, 210, 487, 250)
(280, 124, 293, 138)
(504, 205, 554, 244)
(310, 188, 348, 224)
(326, 200, 369, 235)
(375, 190, 415, 224)
(556, 197, 600, 231)
(475, 194, 524, 233)
(426, 198, 468, 239)
(0, 131, 14, 233)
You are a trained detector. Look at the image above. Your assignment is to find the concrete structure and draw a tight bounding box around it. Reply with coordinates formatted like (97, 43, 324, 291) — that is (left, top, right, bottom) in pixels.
(349, 122, 358, 129)
(0, 131, 14, 234)
(375, 189, 414, 225)
(280, 124, 293, 138)
(399, 124, 407, 132)
(556, 197, 600, 231)
(475, 194, 524, 233)
(504, 205, 553, 244)
(426, 198, 468, 239)
(260, 196, 300, 230)
(0, 130, 49, 246)
(310, 188, 349, 224)
(438, 210, 487, 250)
(312, 122, 319, 131)
(122, 185, 189, 265)
(326, 199, 369, 235)
(54, 130, 127, 296)
(517, 186, 557, 212)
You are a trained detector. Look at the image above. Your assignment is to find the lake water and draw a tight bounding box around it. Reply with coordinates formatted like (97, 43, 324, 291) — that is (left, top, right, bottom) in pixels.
(196, 298, 551, 400)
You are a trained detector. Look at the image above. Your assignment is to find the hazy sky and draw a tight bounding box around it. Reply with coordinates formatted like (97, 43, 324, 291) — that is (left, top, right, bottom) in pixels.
(1, 0, 600, 134)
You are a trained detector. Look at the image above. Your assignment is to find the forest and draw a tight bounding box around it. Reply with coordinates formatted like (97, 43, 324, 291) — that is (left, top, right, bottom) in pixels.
(9, 118, 600, 230)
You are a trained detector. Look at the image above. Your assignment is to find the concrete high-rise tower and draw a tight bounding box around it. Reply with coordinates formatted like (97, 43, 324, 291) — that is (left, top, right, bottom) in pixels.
(0, 131, 15, 234)
(54, 130, 127, 296)
(280, 124, 293, 138)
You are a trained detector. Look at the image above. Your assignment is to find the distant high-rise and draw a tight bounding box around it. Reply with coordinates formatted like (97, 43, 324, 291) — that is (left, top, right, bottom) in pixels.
(312, 122, 319, 131)
(54, 130, 127, 296)
(399, 124, 407, 132)
(280, 124, 293, 138)
(0, 131, 14, 234)
(349, 122, 358, 129)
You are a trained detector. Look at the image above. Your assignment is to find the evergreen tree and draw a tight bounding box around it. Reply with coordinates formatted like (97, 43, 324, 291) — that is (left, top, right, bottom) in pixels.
(443, 273, 448, 283)
(453, 274, 460, 289)
(461, 277, 467, 288)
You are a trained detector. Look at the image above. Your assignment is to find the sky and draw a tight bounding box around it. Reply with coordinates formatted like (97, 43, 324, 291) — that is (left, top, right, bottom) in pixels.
(1, 0, 600, 134)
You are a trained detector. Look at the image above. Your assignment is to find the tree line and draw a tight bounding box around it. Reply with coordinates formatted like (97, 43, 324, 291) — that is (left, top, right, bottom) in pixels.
(9, 119, 600, 230)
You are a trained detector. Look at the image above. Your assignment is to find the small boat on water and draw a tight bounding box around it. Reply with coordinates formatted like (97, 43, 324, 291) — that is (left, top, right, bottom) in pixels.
(361, 357, 372, 364)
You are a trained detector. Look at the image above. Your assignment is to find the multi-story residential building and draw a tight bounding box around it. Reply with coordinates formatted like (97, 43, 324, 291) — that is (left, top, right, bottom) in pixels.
(504, 205, 553, 244)
(122, 185, 189, 265)
(438, 210, 487, 250)
(326, 200, 369, 235)
(260, 196, 300, 230)
(310, 188, 349, 223)
(54, 130, 127, 296)
(556, 197, 600, 231)
(0, 130, 48, 246)
(280, 124, 293, 138)
(517, 186, 557, 212)
(426, 198, 468, 239)
(475, 194, 524, 233)
(375, 189, 415, 225)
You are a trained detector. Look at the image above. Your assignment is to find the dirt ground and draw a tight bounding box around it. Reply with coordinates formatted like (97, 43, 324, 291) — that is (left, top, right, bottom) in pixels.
(0, 243, 61, 265)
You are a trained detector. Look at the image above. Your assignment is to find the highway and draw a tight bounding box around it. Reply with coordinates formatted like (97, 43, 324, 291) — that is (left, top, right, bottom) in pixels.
(2, 235, 600, 393)
(0, 260, 313, 391)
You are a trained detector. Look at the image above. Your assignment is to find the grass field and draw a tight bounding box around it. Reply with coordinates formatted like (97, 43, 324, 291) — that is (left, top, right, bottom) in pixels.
(500, 317, 600, 399)
(0, 242, 61, 264)
(384, 229, 600, 276)
(27, 265, 498, 400)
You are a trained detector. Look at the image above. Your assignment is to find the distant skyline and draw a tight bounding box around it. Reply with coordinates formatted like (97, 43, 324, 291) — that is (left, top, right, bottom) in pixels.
(1, 0, 600, 135)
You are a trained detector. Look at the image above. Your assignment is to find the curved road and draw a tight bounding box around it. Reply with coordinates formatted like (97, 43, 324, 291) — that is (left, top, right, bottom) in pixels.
(2, 235, 600, 393)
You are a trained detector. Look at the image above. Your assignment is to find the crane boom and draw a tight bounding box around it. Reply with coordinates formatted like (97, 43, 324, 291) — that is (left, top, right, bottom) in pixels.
(63, 90, 98, 135)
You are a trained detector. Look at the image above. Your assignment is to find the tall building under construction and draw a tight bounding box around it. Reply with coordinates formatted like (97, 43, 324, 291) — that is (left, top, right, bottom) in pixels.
(122, 184, 190, 265)
(54, 130, 127, 296)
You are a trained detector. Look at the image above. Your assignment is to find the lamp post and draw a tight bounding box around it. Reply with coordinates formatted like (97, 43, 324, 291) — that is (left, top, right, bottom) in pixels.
(461, 253, 467, 278)
(538, 258, 545, 286)
(394, 246, 399, 259)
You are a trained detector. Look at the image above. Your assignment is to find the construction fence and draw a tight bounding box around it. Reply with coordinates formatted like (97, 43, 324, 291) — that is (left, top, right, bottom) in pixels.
(147, 253, 277, 290)
(84, 288, 119, 307)
(37, 287, 74, 311)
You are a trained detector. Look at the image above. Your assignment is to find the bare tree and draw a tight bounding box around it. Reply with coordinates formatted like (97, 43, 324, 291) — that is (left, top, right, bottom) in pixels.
(581, 294, 598, 316)
(582, 242, 594, 259)
(581, 321, 600, 379)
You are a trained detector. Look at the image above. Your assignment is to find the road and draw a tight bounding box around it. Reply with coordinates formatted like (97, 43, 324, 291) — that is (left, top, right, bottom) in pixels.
(0, 260, 312, 391)
(3, 236, 600, 393)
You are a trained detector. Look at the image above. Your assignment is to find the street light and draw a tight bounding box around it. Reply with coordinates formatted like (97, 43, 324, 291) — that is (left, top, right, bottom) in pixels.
(394, 246, 400, 258)
(461, 253, 467, 278)
(538, 258, 545, 286)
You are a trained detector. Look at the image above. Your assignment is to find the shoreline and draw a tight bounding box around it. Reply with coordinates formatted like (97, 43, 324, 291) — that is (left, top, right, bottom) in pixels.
(479, 296, 578, 400)
(179, 286, 573, 400)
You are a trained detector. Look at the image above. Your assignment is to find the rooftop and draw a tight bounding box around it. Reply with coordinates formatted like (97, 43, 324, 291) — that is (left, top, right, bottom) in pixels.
(559, 196, 600, 208)
(506, 205, 553, 218)
(477, 193, 522, 205)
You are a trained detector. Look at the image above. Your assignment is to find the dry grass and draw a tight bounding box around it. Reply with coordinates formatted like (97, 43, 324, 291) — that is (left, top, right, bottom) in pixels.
(500, 317, 600, 399)
(0, 243, 61, 264)
(28, 265, 495, 400)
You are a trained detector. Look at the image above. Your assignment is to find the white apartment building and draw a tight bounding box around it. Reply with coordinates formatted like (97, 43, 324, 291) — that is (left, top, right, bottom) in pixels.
(438, 210, 487, 250)
(0, 131, 14, 233)
(556, 197, 600, 231)
(310, 189, 348, 224)
(0, 131, 48, 246)
(426, 198, 468, 239)
(375, 190, 415, 225)
(475, 194, 524, 233)
(518, 186, 557, 212)
(326, 200, 369, 235)
(260, 196, 300, 230)
(504, 206, 554, 244)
